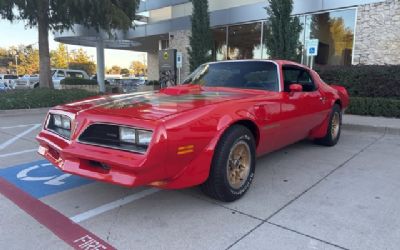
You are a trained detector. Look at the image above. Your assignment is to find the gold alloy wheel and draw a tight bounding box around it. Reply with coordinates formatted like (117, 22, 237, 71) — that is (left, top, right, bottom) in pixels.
(331, 112, 340, 139)
(227, 141, 251, 189)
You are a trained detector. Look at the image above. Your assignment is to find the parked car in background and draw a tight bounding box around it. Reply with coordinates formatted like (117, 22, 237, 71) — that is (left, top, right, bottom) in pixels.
(37, 60, 349, 202)
(0, 81, 8, 92)
(14, 74, 40, 89)
(52, 69, 90, 89)
(0, 74, 19, 89)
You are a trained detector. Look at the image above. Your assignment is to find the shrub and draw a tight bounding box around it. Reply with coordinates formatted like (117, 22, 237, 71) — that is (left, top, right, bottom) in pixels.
(146, 80, 160, 86)
(0, 89, 99, 110)
(347, 97, 400, 118)
(61, 78, 98, 85)
(316, 65, 400, 98)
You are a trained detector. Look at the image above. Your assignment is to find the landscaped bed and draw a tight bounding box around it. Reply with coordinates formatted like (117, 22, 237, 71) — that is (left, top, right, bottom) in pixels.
(0, 88, 99, 110)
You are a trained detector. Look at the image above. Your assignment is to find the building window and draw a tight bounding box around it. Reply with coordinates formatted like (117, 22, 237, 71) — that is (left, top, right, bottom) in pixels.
(228, 22, 263, 60)
(301, 8, 356, 66)
(212, 27, 228, 61)
(159, 39, 169, 50)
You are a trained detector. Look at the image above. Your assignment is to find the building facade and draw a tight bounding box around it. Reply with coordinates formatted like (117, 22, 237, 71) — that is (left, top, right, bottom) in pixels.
(55, 0, 400, 81)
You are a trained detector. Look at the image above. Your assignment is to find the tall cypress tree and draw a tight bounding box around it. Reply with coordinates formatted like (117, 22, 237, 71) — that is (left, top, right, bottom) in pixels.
(188, 0, 212, 72)
(264, 0, 302, 61)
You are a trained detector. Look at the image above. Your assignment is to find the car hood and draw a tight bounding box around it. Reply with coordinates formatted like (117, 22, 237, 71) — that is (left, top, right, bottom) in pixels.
(59, 85, 257, 121)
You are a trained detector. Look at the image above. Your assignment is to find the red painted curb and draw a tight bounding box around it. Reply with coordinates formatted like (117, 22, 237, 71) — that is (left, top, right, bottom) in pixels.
(0, 177, 116, 250)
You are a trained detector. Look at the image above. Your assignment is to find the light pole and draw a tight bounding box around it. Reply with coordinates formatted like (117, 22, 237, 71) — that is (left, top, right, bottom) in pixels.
(15, 54, 19, 76)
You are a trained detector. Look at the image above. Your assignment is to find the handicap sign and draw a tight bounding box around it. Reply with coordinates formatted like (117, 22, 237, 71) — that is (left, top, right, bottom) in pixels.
(0, 160, 93, 198)
(306, 39, 319, 56)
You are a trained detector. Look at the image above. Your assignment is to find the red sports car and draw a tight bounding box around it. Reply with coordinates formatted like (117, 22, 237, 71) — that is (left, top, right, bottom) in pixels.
(37, 60, 349, 202)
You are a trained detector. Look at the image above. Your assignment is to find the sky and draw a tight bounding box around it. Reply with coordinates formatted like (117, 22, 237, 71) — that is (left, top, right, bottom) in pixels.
(0, 20, 146, 69)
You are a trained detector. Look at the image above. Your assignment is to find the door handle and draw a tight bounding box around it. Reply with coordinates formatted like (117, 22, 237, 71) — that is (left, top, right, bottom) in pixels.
(320, 97, 327, 103)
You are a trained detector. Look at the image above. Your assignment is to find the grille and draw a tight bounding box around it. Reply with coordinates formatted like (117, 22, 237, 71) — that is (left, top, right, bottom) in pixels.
(78, 124, 148, 153)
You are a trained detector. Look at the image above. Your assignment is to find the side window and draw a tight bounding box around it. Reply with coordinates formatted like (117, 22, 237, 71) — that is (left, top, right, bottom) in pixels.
(283, 66, 316, 92)
(67, 71, 84, 78)
(56, 70, 65, 78)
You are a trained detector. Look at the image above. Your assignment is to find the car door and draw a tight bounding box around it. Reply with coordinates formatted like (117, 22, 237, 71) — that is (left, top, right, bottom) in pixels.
(277, 65, 326, 147)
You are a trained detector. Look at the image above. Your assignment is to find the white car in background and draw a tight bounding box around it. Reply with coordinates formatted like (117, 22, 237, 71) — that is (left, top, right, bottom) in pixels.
(52, 69, 90, 89)
(14, 74, 40, 89)
(14, 69, 90, 89)
(0, 74, 19, 89)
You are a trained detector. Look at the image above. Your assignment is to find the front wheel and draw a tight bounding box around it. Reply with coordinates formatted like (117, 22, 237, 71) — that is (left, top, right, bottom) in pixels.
(315, 104, 342, 146)
(201, 125, 256, 202)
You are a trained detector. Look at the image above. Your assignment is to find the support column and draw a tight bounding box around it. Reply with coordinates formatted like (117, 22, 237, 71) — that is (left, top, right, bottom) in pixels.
(96, 39, 105, 93)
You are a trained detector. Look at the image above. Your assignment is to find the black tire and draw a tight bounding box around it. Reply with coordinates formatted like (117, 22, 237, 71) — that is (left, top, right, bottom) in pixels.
(33, 82, 39, 88)
(315, 104, 342, 146)
(201, 125, 256, 202)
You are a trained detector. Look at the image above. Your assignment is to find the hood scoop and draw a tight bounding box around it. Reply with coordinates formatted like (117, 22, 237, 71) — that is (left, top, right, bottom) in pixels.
(160, 85, 201, 95)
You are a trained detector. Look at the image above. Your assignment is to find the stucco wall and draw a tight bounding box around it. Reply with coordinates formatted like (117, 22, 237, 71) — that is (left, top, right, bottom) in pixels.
(353, 0, 400, 65)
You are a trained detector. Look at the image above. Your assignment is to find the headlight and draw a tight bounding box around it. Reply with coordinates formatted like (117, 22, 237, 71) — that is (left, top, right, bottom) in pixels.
(137, 130, 153, 146)
(61, 116, 71, 129)
(119, 127, 136, 143)
(54, 115, 62, 127)
(47, 114, 72, 139)
(119, 127, 153, 146)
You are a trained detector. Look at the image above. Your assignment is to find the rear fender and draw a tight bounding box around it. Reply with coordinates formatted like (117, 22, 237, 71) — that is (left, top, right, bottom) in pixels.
(330, 85, 350, 109)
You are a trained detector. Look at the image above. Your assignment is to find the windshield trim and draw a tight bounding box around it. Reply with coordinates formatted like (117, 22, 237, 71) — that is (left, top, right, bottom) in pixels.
(186, 60, 282, 93)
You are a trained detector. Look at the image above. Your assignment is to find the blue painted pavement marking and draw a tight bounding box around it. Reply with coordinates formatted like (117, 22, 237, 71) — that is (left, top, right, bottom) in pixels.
(0, 160, 94, 198)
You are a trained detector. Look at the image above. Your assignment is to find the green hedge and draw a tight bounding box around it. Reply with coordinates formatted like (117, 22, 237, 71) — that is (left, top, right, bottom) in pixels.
(0, 89, 99, 110)
(347, 97, 400, 118)
(61, 78, 98, 85)
(317, 65, 400, 98)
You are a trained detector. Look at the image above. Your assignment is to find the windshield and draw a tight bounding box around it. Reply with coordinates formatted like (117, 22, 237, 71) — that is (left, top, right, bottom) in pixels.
(183, 61, 279, 92)
(5, 75, 18, 79)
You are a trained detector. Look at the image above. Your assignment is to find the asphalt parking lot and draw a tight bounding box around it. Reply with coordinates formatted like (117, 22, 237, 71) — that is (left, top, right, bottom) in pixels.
(1, 110, 399, 250)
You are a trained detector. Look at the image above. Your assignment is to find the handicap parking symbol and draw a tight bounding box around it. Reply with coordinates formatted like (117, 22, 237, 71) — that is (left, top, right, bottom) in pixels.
(0, 160, 93, 198)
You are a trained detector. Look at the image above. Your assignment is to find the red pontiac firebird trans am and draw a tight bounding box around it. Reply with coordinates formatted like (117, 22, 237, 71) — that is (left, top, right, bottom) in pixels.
(37, 60, 349, 202)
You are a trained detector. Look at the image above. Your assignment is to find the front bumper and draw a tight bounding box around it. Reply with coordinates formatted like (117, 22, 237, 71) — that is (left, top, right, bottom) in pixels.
(36, 129, 168, 187)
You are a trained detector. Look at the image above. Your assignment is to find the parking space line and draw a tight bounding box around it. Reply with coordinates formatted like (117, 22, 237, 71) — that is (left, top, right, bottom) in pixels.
(0, 124, 40, 150)
(0, 149, 37, 158)
(0, 177, 116, 250)
(70, 188, 160, 223)
(0, 123, 41, 130)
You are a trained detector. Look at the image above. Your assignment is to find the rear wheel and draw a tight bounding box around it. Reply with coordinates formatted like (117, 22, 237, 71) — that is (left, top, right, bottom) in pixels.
(315, 104, 342, 146)
(201, 125, 256, 202)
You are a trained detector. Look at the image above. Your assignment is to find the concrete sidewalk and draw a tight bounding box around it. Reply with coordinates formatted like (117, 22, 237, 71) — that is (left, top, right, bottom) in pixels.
(343, 114, 400, 135)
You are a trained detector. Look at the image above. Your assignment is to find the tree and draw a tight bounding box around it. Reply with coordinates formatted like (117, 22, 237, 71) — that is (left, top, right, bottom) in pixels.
(16, 46, 40, 75)
(188, 0, 212, 72)
(264, 0, 302, 61)
(50, 43, 69, 69)
(107, 65, 122, 75)
(130, 61, 147, 76)
(0, 0, 140, 89)
(69, 49, 96, 76)
(120, 68, 130, 75)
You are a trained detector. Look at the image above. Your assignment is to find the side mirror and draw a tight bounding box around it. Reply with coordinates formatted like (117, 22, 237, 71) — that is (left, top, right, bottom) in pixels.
(289, 84, 303, 93)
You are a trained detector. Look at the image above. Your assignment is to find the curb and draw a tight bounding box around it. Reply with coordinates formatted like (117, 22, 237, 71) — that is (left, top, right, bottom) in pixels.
(0, 108, 49, 116)
(342, 123, 400, 135)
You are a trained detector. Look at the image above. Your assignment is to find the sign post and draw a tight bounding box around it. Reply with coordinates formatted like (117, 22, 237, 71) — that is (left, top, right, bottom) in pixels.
(176, 52, 183, 84)
(306, 39, 319, 69)
(159, 49, 177, 88)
